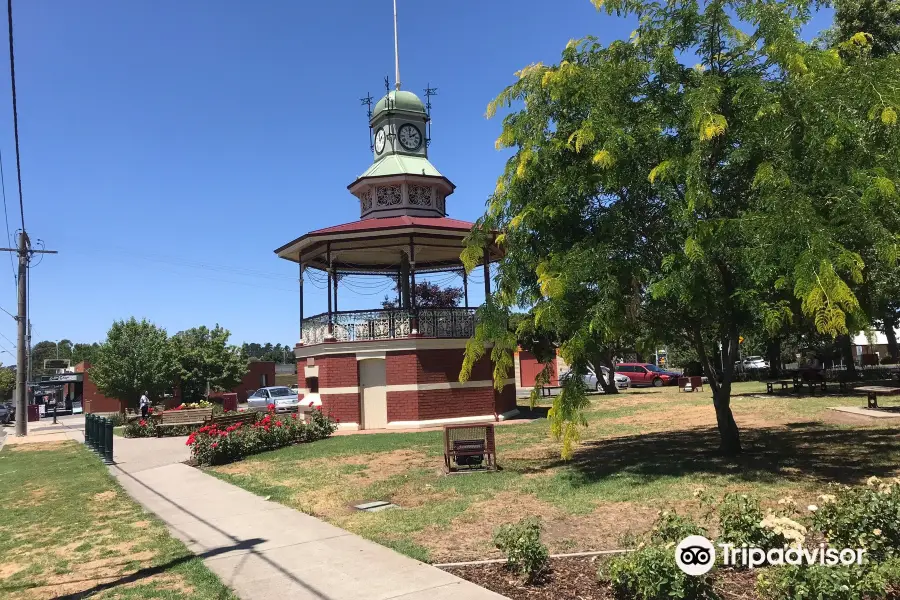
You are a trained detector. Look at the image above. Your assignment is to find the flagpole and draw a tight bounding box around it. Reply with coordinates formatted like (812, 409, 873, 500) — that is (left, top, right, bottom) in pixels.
(393, 0, 401, 90)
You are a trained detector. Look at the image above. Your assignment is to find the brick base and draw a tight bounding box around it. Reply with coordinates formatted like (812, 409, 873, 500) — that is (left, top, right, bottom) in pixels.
(305, 344, 514, 429)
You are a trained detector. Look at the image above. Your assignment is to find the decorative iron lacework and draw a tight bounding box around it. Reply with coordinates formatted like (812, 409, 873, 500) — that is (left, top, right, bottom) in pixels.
(376, 185, 402, 206)
(300, 308, 476, 345)
(436, 194, 446, 214)
(408, 184, 433, 206)
(302, 314, 330, 345)
(418, 308, 475, 339)
(360, 189, 373, 211)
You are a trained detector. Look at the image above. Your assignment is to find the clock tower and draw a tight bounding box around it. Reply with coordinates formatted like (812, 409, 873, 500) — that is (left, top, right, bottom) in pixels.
(348, 89, 455, 220)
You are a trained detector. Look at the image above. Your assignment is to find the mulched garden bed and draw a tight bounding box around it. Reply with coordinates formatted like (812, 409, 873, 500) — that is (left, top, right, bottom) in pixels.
(444, 556, 761, 600)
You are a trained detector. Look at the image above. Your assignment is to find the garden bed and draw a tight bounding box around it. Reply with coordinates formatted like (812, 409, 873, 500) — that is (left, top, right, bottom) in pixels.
(189, 405, 337, 465)
(446, 558, 762, 600)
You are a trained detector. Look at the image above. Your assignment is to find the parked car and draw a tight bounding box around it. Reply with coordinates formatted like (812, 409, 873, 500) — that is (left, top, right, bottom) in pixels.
(614, 363, 680, 387)
(740, 356, 770, 370)
(247, 386, 300, 413)
(0, 402, 12, 425)
(560, 365, 630, 392)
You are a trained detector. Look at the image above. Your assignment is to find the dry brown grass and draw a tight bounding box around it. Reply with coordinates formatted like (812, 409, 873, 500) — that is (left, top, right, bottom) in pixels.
(214, 383, 900, 564)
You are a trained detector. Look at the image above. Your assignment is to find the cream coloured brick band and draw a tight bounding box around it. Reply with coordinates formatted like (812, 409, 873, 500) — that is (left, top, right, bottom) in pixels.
(387, 408, 521, 429)
(303, 378, 516, 396)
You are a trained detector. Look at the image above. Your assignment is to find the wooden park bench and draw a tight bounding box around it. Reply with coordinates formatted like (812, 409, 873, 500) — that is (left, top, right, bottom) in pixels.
(678, 376, 704, 392)
(205, 410, 260, 429)
(443, 423, 497, 473)
(154, 408, 213, 437)
(855, 386, 900, 409)
(791, 371, 827, 395)
(766, 380, 793, 394)
(540, 385, 563, 398)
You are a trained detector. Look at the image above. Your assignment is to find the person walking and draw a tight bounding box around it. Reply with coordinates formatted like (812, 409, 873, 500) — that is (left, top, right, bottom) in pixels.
(139, 392, 150, 419)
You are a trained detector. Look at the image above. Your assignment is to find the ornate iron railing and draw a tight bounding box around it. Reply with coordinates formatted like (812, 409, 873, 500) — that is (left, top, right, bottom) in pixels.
(301, 307, 477, 345)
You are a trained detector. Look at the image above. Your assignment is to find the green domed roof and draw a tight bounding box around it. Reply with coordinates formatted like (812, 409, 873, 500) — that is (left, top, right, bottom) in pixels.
(373, 90, 427, 119)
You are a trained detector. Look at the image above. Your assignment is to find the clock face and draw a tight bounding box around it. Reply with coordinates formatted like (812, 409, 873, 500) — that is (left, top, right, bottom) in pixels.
(398, 124, 422, 151)
(374, 129, 386, 153)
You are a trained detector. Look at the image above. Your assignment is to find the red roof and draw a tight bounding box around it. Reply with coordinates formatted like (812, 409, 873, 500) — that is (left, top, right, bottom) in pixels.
(308, 216, 475, 236)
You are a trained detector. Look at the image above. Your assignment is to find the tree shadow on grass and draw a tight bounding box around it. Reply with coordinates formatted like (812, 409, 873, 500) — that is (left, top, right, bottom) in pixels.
(2, 538, 266, 600)
(539, 422, 900, 487)
(513, 405, 551, 420)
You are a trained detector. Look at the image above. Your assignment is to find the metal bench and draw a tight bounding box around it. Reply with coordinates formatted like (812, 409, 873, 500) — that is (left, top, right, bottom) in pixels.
(154, 408, 213, 436)
(443, 423, 497, 473)
(855, 386, 900, 409)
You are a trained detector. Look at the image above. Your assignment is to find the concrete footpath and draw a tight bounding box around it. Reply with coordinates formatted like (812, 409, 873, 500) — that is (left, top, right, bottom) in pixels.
(110, 435, 506, 600)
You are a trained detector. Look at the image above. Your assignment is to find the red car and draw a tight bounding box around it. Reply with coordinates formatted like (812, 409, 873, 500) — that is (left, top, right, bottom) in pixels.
(614, 363, 679, 387)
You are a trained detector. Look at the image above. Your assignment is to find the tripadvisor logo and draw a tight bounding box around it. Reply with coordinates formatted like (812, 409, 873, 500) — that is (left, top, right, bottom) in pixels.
(675, 535, 866, 575)
(675, 535, 716, 576)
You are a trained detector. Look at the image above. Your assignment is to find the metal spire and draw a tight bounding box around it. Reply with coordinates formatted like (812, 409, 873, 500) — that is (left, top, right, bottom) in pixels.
(393, 0, 401, 90)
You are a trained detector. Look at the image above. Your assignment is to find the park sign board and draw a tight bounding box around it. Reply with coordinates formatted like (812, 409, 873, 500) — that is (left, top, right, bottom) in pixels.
(38, 373, 81, 384)
(43, 359, 70, 370)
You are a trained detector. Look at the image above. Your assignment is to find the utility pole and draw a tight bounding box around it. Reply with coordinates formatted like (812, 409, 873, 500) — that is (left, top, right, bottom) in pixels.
(0, 232, 57, 436)
(26, 319, 30, 390)
(14, 231, 26, 436)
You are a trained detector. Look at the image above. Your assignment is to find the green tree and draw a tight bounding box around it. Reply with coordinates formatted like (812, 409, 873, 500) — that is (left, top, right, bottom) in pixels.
(826, 0, 900, 360)
(30, 340, 57, 376)
(0, 366, 14, 399)
(90, 318, 178, 413)
(382, 281, 465, 309)
(71, 342, 100, 365)
(829, 0, 900, 58)
(172, 325, 248, 403)
(465, 0, 900, 456)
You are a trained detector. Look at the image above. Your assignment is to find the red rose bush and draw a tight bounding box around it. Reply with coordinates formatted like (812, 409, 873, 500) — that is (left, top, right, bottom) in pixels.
(187, 405, 337, 466)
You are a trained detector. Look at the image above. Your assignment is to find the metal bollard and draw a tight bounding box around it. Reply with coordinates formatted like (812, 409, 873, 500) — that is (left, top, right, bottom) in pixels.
(86, 414, 95, 451)
(97, 417, 106, 457)
(104, 418, 114, 464)
(90, 414, 99, 452)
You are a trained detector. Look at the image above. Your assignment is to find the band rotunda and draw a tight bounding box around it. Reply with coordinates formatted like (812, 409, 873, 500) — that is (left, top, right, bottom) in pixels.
(274, 87, 516, 430)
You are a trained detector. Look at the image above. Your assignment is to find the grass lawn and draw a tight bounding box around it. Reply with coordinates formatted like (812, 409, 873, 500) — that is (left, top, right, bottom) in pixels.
(209, 382, 900, 563)
(0, 441, 236, 600)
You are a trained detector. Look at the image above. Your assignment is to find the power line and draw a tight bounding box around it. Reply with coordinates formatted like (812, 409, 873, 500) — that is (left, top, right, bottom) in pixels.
(6, 0, 25, 231)
(0, 327, 14, 348)
(0, 303, 13, 320)
(0, 147, 14, 284)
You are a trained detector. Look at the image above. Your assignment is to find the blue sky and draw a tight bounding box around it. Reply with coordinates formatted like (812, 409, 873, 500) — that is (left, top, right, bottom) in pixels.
(0, 1, 834, 350)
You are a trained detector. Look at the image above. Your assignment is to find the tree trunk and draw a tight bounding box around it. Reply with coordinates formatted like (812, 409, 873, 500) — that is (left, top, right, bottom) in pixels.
(884, 315, 899, 361)
(837, 334, 857, 375)
(592, 352, 619, 394)
(693, 326, 742, 455)
(712, 388, 741, 454)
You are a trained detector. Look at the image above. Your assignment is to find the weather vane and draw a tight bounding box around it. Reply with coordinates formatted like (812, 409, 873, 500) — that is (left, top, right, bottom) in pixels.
(360, 92, 374, 119)
(424, 84, 437, 116)
(361, 92, 375, 151)
(424, 84, 437, 148)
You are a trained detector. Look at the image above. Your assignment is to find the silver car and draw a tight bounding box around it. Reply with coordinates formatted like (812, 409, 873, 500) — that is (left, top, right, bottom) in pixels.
(247, 386, 299, 413)
(561, 365, 630, 392)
